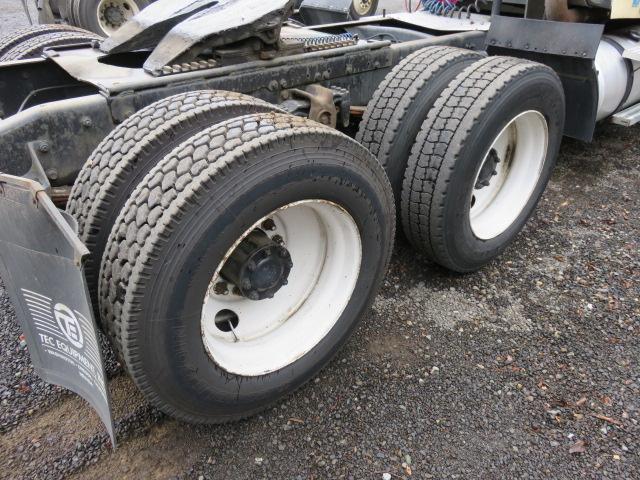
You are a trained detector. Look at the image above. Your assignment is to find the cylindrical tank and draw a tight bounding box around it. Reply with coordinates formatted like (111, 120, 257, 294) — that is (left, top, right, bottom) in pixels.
(595, 32, 640, 120)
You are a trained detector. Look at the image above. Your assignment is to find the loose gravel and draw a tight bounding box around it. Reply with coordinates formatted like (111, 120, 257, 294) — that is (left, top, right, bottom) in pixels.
(0, 3, 638, 479)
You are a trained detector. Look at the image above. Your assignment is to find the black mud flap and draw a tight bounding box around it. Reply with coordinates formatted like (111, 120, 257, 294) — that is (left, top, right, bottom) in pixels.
(0, 174, 115, 446)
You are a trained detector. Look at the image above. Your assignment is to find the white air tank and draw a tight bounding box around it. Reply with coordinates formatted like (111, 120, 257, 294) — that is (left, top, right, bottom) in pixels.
(595, 32, 640, 120)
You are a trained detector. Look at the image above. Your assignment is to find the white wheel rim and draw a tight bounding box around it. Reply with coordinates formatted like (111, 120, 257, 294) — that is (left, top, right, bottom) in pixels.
(97, 0, 140, 36)
(352, 0, 373, 16)
(469, 110, 549, 240)
(201, 200, 362, 377)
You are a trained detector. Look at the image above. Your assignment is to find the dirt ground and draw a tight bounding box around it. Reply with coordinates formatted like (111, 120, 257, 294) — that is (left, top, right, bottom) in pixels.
(0, 2, 638, 480)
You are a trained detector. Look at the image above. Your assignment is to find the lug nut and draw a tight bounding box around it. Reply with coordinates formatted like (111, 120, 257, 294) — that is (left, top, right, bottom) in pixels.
(213, 281, 228, 295)
(262, 218, 277, 231)
(248, 291, 260, 301)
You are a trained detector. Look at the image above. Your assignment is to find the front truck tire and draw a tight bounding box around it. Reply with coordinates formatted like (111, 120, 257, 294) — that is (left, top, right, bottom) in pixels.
(402, 56, 565, 272)
(99, 112, 395, 423)
(356, 46, 482, 209)
(67, 91, 280, 330)
(0, 24, 100, 61)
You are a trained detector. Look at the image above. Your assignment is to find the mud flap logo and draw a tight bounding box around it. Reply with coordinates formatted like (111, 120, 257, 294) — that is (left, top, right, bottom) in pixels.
(20, 288, 108, 404)
(54, 303, 84, 349)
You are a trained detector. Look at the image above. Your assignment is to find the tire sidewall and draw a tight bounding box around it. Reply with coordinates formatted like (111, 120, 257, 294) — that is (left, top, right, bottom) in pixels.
(440, 70, 564, 271)
(128, 139, 392, 420)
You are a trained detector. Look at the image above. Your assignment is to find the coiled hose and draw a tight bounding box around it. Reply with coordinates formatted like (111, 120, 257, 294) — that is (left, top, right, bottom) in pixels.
(420, 0, 489, 18)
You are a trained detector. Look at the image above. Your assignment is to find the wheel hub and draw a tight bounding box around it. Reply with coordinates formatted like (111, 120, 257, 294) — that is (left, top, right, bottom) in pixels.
(469, 110, 549, 240)
(475, 148, 500, 190)
(220, 229, 293, 301)
(353, 0, 373, 15)
(104, 5, 125, 26)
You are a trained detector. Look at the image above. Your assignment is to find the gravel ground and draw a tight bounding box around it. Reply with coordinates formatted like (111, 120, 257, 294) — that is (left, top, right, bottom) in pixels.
(0, 2, 638, 479)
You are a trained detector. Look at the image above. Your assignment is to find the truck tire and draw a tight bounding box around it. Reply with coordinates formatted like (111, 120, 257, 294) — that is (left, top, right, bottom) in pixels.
(402, 56, 565, 272)
(356, 46, 482, 207)
(0, 24, 96, 60)
(350, 0, 379, 18)
(67, 91, 280, 322)
(68, 0, 151, 36)
(99, 112, 395, 423)
(0, 29, 101, 62)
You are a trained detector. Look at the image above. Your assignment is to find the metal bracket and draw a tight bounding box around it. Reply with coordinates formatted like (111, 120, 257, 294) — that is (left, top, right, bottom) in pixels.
(281, 84, 351, 128)
(486, 16, 604, 59)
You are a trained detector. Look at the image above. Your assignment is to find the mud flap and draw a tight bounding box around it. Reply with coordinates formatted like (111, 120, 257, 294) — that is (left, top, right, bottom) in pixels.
(0, 174, 115, 446)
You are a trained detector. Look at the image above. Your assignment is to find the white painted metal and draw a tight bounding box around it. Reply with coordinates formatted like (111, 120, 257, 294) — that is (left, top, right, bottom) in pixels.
(201, 200, 362, 377)
(470, 111, 549, 240)
(595, 33, 640, 121)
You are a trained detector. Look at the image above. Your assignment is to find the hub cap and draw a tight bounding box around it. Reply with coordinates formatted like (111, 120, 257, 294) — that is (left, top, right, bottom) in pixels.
(201, 200, 362, 376)
(469, 110, 549, 240)
(352, 0, 374, 16)
(220, 230, 293, 301)
(97, 0, 140, 35)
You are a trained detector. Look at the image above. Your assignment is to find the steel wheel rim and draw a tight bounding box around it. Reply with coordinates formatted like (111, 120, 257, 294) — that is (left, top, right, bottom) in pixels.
(201, 200, 362, 377)
(352, 0, 373, 16)
(97, 0, 140, 36)
(469, 110, 549, 240)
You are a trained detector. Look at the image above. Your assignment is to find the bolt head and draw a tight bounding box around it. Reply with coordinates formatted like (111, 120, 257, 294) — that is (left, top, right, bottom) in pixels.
(248, 291, 260, 301)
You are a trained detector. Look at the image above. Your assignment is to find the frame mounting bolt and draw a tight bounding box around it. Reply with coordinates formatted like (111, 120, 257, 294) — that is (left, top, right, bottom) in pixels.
(39, 142, 49, 153)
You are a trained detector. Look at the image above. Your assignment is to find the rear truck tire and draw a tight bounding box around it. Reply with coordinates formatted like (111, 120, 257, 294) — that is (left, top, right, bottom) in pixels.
(0, 24, 97, 60)
(68, 0, 151, 36)
(0, 29, 102, 62)
(67, 91, 280, 326)
(401, 56, 565, 273)
(350, 0, 379, 18)
(356, 46, 482, 209)
(99, 112, 395, 423)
